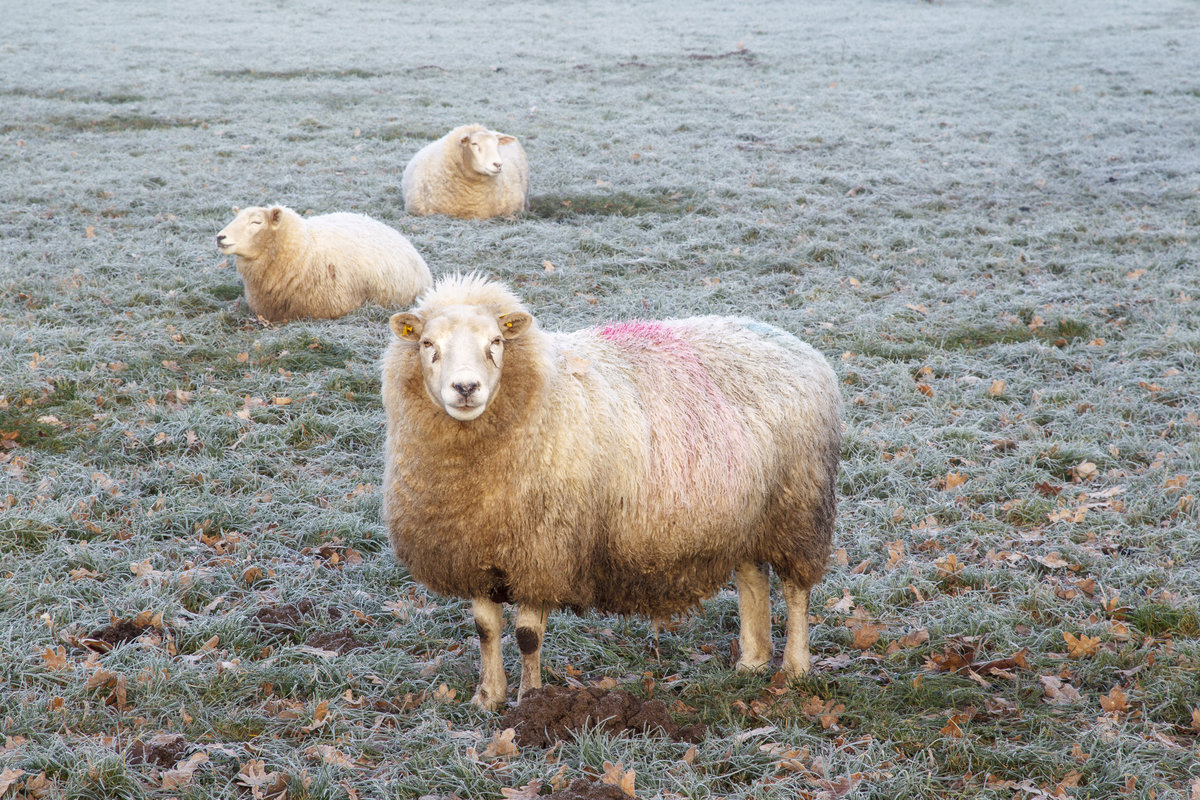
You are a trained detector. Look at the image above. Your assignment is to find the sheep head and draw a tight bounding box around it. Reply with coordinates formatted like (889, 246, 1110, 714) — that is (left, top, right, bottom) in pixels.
(390, 305, 532, 421)
(216, 205, 285, 258)
(458, 128, 518, 177)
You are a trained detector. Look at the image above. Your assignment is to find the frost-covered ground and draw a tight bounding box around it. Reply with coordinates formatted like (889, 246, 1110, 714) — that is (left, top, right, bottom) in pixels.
(1, 2, 1198, 798)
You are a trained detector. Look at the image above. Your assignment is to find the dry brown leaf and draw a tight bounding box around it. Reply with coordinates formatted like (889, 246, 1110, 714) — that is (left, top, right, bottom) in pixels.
(988, 379, 1006, 397)
(885, 540, 905, 569)
(501, 780, 543, 799)
(827, 588, 854, 614)
(304, 745, 356, 768)
(40, 647, 68, 671)
(1037, 552, 1071, 569)
(161, 752, 208, 790)
(0, 769, 25, 796)
(851, 623, 883, 651)
(935, 553, 963, 576)
(1099, 685, 1128, 715)
(1039, 675, 1081, 705)
(433, 683, 457, 702)
(480, 728, 520, 760)
(1063, 631, 1100, 659)
(940, 713, 968, 738)
(1191, 707, 1200, 734)
(300, 699, 330, 733)
(942, 471, 968, 490)
(601, 761, 636, 797)
(897, 628, 929, 649)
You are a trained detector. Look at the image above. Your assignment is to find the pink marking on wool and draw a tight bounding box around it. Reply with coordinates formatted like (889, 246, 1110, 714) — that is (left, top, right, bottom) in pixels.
(597, 320, 752, 506)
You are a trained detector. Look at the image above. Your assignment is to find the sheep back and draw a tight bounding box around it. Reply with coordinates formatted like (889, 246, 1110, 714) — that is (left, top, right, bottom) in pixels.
(382, 301, 840, 619)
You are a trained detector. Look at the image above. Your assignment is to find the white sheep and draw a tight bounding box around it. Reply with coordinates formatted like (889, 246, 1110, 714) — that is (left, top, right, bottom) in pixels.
(400, 124, 530, 219)
(216, 205, 432, 323)
(381, 274, 841, 710)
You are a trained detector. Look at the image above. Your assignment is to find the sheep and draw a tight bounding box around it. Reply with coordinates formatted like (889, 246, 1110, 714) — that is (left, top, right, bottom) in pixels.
(215, 205, 432, 323)
(400, 124, 530, 219)
(380, 274, 841, 710)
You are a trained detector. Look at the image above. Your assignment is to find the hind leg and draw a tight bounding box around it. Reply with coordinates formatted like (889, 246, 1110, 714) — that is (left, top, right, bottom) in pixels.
(780, 576, 812, 676)
(734, 562, 773, 671)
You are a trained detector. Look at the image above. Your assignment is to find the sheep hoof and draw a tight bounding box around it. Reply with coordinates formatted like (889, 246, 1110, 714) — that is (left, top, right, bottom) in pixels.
(470, 690, 502, 712)
(735, 657, 771, 673)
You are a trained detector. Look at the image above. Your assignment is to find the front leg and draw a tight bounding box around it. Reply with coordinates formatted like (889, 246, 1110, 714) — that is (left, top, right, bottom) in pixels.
(514, 603, 548, 703)
(470, 597, 506, 711)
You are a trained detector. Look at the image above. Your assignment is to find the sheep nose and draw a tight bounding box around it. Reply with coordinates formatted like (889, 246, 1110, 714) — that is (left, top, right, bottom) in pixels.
(216, 234, 225, 245)
(452, 380, 479, 398)
(492, 162, 502, 170)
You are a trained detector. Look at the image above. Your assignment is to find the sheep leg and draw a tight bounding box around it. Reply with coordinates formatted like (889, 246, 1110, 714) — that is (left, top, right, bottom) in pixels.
(734, 562, 773, 671)
(780, 577, 812, 676)
(470, 597, 507, 711)
(515, 603, 548, 703)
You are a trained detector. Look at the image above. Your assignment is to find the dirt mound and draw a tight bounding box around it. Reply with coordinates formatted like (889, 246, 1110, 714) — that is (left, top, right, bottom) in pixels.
(543, 778, 630, 800)
(83, 619, 147, 650)
(304, 630, 367, 654)
(253, 599, 342, 629)
(500, 686, 705, 748)
(126, 734, 190, 767)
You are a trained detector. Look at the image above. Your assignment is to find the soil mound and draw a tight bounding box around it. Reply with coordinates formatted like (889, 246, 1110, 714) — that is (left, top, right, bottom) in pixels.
(500, 686, 705, 748)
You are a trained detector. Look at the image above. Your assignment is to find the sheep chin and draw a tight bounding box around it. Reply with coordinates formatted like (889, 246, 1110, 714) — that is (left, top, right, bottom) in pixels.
(444, 403, 487, 422)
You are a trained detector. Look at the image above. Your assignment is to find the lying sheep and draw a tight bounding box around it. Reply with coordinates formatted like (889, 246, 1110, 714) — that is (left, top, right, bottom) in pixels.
(381, 275, 841, 710)
(216, 205, 431, 323)
(400, 124, 530, 219)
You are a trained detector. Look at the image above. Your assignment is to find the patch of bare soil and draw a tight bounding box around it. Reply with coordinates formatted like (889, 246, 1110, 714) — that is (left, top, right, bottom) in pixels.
(304, 630, 367, 653)
(253, 599, 342, 629)
(543, 778, 631, 800)
(125, 733, 190, 767)
(83, 619, 148, 650)
(500, 686, 705, 748)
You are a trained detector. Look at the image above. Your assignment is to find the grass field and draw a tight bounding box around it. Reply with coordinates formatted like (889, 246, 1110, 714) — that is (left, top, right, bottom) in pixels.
(1, 1, 1198, 798)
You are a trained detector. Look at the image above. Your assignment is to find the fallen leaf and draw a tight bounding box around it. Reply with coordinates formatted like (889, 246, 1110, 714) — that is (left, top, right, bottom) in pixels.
(1191, 707, 1200, 734)
(1100, 685, 1128, 715)
(896, 628, 929, 649)
(988, 379, 1006, 397)
(940, 713, 968, 738)
(0, 769, 25, 796)
(1037, 552, 1071, 569)
(304, 745, 356, 768)
(851, 623, 883, 651)
(433, 683, 457, 702)
(827, 589, 854, 614)
(480, 728, 520, 760)
(40, 647, 68, 671)
(942, 471, 967, 490)
(501, 780, 543, 799)
(161, 752, 208, 790)
(601, 761, 636, 797)
(1063, 631, 1100, 659)
(1039, 675, 1081, 705)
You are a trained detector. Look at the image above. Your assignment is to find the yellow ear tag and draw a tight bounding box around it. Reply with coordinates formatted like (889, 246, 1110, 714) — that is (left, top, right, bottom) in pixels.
(404, 325, 413, 335)
(506, 321, 513, 328)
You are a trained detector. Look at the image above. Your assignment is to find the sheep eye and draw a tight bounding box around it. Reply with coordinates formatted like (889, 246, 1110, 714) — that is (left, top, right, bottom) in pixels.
(491, 337, 502, 347)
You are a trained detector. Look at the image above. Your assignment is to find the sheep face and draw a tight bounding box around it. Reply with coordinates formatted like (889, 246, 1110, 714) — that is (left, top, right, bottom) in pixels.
(390, 306, 532, 421)
(216, 206, 280, 259)
(459, 129, 518, 177)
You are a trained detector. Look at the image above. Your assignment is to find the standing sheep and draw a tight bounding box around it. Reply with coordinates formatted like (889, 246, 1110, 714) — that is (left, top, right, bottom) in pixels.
(381, 274, 841, 710)
(216, 205, 431, 323)
(400, 124, 529, 219)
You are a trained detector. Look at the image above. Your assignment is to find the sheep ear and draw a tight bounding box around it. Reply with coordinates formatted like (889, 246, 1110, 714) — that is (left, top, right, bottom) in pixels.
(498, 311, 532, 339)
(269, 206, 284, 226)
(390, 312, 423, 341)
(460, 134, 472, 145)
(232, 206, 240, 214)
(496, 135, 516, 145)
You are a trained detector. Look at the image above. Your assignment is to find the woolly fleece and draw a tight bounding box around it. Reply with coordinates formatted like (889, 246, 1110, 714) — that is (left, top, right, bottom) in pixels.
(216, 205, 431, 323)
